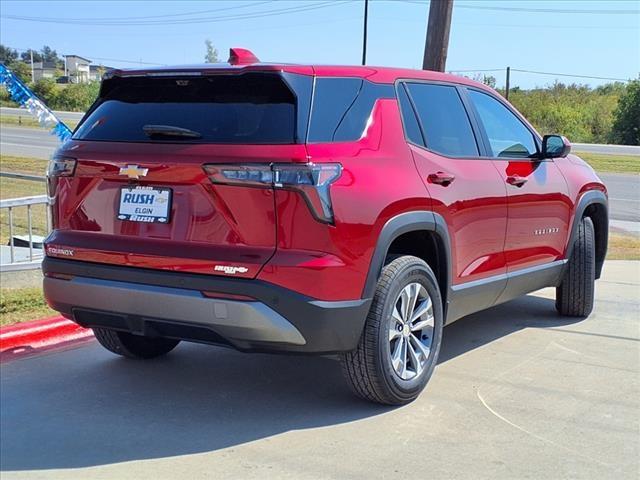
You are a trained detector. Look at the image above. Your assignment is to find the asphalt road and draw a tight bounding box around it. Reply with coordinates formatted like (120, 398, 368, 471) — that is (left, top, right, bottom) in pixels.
(0, 125, 60, 159)
(1, 260, 638, 479)
(573, 143, 640, 156)
(0, 107, 83, 124)
(0, 125, 638, 224)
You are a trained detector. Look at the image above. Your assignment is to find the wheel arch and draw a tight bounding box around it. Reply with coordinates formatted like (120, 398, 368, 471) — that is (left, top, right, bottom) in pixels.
(566, 190, 608, 279)
(362, 211, 452, 315)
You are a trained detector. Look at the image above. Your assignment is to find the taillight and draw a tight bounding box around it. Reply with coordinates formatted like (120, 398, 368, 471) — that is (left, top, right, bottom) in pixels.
(47, 155, 77, 228)
(47, 156, 77, 178)
(203, 163, 342, 224)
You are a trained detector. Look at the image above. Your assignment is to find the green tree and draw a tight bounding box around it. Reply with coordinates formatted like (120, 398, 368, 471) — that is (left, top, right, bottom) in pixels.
(610, 80, 640, 145)
(32, 78, 58, 105)
(40, 45, 60, 64)
(52, 82, 100, 111)
(0, 44, 18, 64)
(20, 49, 42, 63)
(7, 61, 32, 83)
(204, 39, 218, 63)
(482, 75, 496, 89)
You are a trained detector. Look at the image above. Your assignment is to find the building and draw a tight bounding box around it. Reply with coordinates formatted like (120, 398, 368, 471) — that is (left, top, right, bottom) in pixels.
(89, 64, 111, 82)
(64, 55, 91, 83)
(32, 61, 58, 81)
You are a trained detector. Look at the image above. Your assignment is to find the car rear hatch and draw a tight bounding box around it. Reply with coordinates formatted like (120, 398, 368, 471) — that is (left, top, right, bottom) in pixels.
(46, 69, 313, 279)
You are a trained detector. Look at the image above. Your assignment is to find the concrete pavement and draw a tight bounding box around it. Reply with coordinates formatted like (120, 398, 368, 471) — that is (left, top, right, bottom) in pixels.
(1, 260, 638, 479)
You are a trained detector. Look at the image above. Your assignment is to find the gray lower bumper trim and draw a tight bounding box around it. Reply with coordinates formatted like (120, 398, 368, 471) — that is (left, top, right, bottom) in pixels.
(44, 276, 306, 346)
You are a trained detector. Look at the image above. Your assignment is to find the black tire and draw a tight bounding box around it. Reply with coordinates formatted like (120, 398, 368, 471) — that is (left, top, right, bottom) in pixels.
(341, 255, 443, 405)
(93, 328, 180, 359)
(556, 216, 595, 317)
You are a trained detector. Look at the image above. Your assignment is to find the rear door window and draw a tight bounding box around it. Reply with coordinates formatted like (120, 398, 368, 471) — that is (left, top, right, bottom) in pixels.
(405, 83, 479, 157)
(74, 73, 297, 144)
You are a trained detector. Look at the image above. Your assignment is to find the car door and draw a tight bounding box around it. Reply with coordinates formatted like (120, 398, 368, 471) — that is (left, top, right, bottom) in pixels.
(464, 88, 572, 272)
(398, 82, 508, 320)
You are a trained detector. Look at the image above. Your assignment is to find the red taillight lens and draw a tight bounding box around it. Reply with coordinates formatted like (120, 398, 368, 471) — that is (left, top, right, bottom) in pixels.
(203, 163, 342, 224)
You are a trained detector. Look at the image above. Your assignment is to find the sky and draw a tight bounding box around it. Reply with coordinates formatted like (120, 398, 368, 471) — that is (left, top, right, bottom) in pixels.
(1, 0, 638, 89)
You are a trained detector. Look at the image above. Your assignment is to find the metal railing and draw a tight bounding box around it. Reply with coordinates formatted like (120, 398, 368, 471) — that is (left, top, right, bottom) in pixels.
(0, 195, 50, 272)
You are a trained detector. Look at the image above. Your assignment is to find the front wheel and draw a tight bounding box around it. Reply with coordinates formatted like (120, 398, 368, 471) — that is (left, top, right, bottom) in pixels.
(341, 255, 443, 405)
(93, 328, 180, 359)
(556, 216, 596, 317)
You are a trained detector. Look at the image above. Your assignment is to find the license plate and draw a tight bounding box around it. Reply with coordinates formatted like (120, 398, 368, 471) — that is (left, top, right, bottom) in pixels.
(118, 186, 172, 223)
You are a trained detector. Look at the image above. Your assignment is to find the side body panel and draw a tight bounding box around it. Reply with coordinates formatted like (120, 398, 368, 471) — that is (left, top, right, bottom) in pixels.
(491, 158, 573, 271)
(257, 99, 432, 301)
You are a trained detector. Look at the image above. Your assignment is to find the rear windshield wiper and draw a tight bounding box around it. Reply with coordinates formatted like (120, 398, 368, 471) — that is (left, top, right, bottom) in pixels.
(143, 125, 202, 139)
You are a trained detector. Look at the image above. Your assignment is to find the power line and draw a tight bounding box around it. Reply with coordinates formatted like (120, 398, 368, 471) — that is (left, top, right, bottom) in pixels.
(5, 46, 165, 66)
(398, 0, 639, 14)
(0, 1, 352, 26)
(510, 69, 630, 82)
(449, 67, 631, 82)
(448, 68, 504, 73)
(13, 1, 273, 22)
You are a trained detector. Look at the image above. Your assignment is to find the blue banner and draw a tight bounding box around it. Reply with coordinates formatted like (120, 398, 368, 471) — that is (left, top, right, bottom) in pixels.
(0, 63, 73, 142)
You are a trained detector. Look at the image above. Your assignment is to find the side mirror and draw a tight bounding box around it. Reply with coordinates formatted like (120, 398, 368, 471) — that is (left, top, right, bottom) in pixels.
(542, 134, 571, 158)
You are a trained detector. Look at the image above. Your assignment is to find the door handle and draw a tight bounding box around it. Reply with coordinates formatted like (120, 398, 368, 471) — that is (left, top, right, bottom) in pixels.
(428, 171, 455, 186)
(506, 175, 528, 187)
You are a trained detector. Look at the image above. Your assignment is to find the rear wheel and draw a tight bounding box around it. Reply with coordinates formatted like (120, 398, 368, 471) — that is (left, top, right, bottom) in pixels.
(93, 328, 180, 359)
(341, 255, 443, 405)
(556, 216, 595, 317)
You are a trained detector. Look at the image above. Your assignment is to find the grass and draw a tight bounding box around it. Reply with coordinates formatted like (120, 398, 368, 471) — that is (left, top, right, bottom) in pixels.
(0, 156, 48, 245)
(0, 114, 79, 130)
(575, 152, 640, 175)
(0, 287, 56, 327)
(607, 233, 640, 260)
(0, 155, 48, 175)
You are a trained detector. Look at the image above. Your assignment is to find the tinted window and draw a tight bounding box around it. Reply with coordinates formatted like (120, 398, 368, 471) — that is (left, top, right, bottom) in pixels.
(74, 74, 296, 144)
(468, 90, 537, 158)
(406, 83, 479, 157)
(308, 78, 362, 142)
(308, 79, 394, 142)
(397, 84, 424, 146)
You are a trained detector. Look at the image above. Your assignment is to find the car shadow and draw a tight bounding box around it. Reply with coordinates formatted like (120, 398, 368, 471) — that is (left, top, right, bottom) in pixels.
(1, 294, 584, 471)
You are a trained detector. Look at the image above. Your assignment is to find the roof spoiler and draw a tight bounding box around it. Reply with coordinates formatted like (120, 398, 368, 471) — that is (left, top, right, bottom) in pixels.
(228, 48, 260, 65)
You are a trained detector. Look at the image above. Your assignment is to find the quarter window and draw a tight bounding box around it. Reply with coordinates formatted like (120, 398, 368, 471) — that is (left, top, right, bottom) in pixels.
(405, 83, 479, 157)
(468, 90, 537, 158)
(397, 84, 424, 146)
(307, 79, 395, 142)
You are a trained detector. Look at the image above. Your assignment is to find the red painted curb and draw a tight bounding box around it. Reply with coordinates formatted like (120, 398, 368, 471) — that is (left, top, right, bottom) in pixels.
(0, 316, 94, 362)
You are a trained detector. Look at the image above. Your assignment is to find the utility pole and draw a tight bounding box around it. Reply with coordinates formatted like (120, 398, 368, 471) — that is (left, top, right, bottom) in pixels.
(422, 0, 454, 72)
(362, 0, 369, 65)
(505, 66, 511, 100)
(30, 50, 34, 82)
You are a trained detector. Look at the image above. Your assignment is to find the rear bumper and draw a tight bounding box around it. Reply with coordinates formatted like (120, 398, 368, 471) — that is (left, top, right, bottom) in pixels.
(42, 257, 371, 354)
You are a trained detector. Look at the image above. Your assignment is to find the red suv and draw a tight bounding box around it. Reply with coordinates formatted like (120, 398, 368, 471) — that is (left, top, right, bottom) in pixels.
(43, 48, 608, 405)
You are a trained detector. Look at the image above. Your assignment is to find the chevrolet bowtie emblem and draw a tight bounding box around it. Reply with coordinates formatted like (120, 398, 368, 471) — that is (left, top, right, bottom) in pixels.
(119, 165, 149, 179)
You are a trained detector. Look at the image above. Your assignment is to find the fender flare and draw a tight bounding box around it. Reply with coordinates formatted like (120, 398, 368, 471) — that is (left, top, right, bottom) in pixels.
(565, 190, 608, 279)
(362, 211, 452, 312)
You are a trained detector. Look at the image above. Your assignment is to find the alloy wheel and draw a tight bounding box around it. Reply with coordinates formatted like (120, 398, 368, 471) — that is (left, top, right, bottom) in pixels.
(388, 282, 434, 380)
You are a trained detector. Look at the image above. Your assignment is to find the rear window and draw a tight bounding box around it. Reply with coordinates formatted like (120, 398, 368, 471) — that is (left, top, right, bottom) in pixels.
(73, 73, 297, 144)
